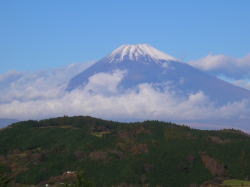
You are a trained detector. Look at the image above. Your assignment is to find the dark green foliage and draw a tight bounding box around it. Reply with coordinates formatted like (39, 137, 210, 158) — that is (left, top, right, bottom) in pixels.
(0, 116, 250, 186)
(0, 172, 11, 187)
(64, 171, 94, 187)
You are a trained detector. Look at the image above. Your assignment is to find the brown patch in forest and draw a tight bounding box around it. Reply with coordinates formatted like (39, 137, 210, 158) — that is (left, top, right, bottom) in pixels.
(132, 126, 151, 136)
(209, 136, 230, 144)
(0, 148, 48, 177)
(200, 178, 224, 187)
(114, 183, 150, 187)
(40, 125, 77, 129)
(116, 142, 130, 152)
(39, 171, 77, 186)
(186, 133, 198, 140)
(200, 152, 228, 177)
(118, 127, 150, 140)
(92, 125, 112, 134)
(186, 154, 195, 163)
(118, 131, 132, 141)
(131, 144, 148, 155)
(0, 153, 28, 176)
(74, 151, 86, 160)
(89, 151, 108, 161)
(200, 182, 221, 187)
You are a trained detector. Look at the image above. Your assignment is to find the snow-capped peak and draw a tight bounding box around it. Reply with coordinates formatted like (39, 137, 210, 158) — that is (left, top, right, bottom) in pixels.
(107, 44, 177, 62)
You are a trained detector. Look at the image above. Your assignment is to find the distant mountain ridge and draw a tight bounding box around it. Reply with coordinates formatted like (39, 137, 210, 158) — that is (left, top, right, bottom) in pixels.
(0, 118, 18, 128)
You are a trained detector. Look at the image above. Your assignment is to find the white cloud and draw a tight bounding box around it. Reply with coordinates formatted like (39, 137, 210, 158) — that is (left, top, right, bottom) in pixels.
(0, 71, 22, 83)
(188, 54, 250, 90)
(84, 70, 127, 95)
(189, 54, 250, 78)
(217, 75, 250, 91)
(0, 69, 250, 131)
(1, 62, 250, 131)
(0, 62, 94, 103)
(233, 79, 250, 90)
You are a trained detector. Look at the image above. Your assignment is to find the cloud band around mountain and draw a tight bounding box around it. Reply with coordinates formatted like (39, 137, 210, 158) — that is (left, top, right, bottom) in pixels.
(188, 54, 250, 90)
(0, 69, 250, 131)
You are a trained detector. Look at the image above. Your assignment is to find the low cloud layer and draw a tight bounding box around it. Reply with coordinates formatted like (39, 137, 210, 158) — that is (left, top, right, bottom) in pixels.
(0, 66, 250, 131)
(188, 54, 250, 90)
(0, 62, 93, 103)
(189, 54, 250, 79)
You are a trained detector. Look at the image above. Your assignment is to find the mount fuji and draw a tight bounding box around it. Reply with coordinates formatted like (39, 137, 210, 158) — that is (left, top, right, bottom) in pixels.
(67, 44, 250, 105)
(1, 44, 250, 130)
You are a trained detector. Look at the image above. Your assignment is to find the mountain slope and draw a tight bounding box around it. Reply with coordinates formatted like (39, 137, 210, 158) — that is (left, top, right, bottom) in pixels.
(67, 44, 250, 105)
(1, 116, 250, 186)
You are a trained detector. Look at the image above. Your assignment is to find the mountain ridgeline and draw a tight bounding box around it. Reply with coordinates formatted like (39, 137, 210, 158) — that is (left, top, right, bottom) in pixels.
(1, 116, 250, 186)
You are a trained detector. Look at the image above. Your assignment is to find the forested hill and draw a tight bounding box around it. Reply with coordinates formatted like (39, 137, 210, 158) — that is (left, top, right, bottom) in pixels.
(1, 116, 250, 186)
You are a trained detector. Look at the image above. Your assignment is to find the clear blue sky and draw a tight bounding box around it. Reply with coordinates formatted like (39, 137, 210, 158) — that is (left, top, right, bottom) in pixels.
(1, 0, 250, 73)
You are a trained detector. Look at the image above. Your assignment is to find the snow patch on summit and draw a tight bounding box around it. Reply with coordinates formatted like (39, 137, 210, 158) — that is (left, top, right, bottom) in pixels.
(107, 44, 177, 62)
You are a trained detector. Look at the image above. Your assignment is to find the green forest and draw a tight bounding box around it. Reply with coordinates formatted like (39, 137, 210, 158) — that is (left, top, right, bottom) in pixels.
(0, 116, 250, 186)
